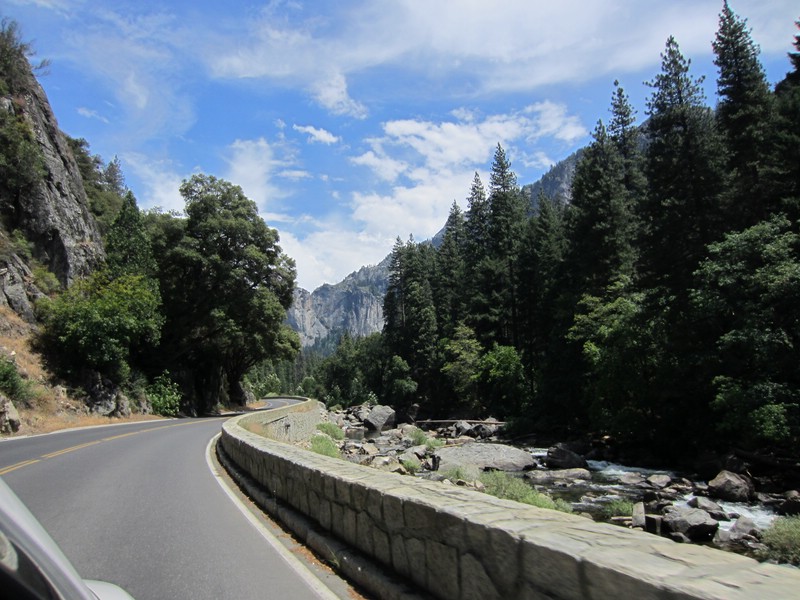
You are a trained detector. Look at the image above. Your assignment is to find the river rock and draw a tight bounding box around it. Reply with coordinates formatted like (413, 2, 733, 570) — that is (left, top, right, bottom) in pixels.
(662, 507, 719, 542)
(0, 395, 20, 434)
(647, 474, 672, 489)
(714, 516, 763, 553)
(525, 468, 591, 484)
(619, 472, 646, 486)
(708, 470, 756, 502)
(454, 420, 474, 436)
(364, 405, 396, 432)
(778, 491, 800, 516)
(730, 515, 760, 538)
(545, 443, 588, 469)
(688, 496, 730, 521)
(632, 502, 646, 529)
(436, 442, 535, 473)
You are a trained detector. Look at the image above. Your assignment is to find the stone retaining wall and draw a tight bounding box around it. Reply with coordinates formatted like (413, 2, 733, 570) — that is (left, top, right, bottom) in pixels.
(240, 397, 322, 443)
(220, 407, 800, 600)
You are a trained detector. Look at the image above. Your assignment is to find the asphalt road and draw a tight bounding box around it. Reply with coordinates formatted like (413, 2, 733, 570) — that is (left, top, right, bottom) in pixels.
(0, 404, 338, 600)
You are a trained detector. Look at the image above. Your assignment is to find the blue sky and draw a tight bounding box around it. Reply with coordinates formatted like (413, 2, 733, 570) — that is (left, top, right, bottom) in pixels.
(5, 1, 799, 291)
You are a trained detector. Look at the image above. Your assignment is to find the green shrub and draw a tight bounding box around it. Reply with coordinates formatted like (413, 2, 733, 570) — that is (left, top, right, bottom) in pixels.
(147, 371, 181, 417)
(426, 436, 445, 450)
(401, 458, 421, 474)
(32, 264, 61, 295)
(407, 426, 444, 449)
(441, 465, 480, 482)
(761, 516, 800, 565)
(310, 434, 341, 459)
(600, 499, 634, 520)
(479, 470, 572, 513)
(0, 357, 34, 405)
(316, 421, 344, 440)
(408, 426, 427, 446)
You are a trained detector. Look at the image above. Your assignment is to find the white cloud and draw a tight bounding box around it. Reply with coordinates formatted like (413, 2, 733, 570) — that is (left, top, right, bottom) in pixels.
(77, 107, 109, 124)
(292, 124, 340, 144)
(205, 1, 799, 115)
(525, 101, 588, 144)
(350, 149, 407, 183)
(278, 169, 313, 180)
(223, 137, 287, 210)
(123, 153, 185, 213)
(354, 104, 587, 184)
(522, 150, 555, 171)
(311, 71, 368, 119)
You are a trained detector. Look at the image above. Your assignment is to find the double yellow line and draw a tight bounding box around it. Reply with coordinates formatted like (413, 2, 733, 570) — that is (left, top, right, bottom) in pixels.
(0, 421, 202, 476)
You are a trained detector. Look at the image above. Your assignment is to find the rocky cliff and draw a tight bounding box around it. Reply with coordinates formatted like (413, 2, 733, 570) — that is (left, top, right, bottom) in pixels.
(0, 52, 104, 321)
(287, 257, 389, 348)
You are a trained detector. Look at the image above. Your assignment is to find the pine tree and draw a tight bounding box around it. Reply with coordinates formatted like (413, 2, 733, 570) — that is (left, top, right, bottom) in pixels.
(641, 36, 726, 299)
(433, 201, 467, 339)
(486, 144, 528, 347)
(105, 191, 156, 278)
(382, 237, 438, 410)
(463, 172, 490, 266)
(713, 1, 775, 226)
(772, 20, 800, 220)
(566, 120, 635, 297)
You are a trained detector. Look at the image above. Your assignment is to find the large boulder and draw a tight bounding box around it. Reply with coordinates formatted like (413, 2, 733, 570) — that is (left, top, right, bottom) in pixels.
(662, 507, 719, 542)
(363, 405, 396, 432)
(778, 491, 800, 516)
(545, 443, 588, 469)
(525, 468, 591, 484)
(0, 395, 21, 434)
(436, 442, 535, 473)
(708, 470, 756, 503)
(687, 496, 730, 521)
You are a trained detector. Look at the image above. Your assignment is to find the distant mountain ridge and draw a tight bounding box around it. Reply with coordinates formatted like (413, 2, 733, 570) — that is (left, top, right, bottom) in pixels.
(287, 150, 580, 348)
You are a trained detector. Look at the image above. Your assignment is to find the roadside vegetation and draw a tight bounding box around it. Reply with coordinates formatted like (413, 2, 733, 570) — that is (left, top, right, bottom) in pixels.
(316, 421, 344, 440)
(761, 516, 800, 566)
(478, 471, 572, 513)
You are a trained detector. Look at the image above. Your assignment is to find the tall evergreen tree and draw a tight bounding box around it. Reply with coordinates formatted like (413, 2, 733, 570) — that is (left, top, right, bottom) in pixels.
(566, 119, 635, 297)
(772, 20, 800, 220)
(486, 144, 528, 347)
(641, 36, 726, 299)
(433, 201, 467, 339)
(105, 191, 156, 278)
(463, 172, 490, 267)
(636, 37, 726, 454)
(382, 237, 438, 411)
(713, 1, 775, 226)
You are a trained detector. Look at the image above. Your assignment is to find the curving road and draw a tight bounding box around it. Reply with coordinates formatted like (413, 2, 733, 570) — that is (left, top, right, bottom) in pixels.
(0, 402, 341, 600)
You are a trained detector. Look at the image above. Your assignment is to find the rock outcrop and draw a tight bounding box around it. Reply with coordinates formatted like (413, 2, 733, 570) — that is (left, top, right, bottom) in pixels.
(0, 48, 104, 322)
(0, 395, 20, 433)
(287, 258, 388, 348)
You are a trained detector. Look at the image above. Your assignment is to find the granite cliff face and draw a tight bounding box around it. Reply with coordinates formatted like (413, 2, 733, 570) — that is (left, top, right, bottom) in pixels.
(0, 56, 104, 321)
(287, 257, 389, 348)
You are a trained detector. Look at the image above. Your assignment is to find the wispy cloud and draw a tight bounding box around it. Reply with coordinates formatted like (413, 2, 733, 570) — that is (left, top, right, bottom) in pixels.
(311, 72, 368, 119)
(223, 137, 291, 212)
(292, 124, 340, 145)
(77, 106, 109, 124)
(123, 153, 185, 213)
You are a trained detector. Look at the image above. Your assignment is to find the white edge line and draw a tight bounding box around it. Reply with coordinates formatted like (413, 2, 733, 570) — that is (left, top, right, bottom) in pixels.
(204, 433, 339, 600)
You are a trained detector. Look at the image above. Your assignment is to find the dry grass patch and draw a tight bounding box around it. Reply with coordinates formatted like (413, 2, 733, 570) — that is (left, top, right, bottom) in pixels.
(0, 306, 165, 436)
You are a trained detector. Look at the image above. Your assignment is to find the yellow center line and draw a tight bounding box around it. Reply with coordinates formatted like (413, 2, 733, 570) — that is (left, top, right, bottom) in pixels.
(41, 440, 102, 459)
(0, 459, 41, 476)
(1, 419, 221, 475)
